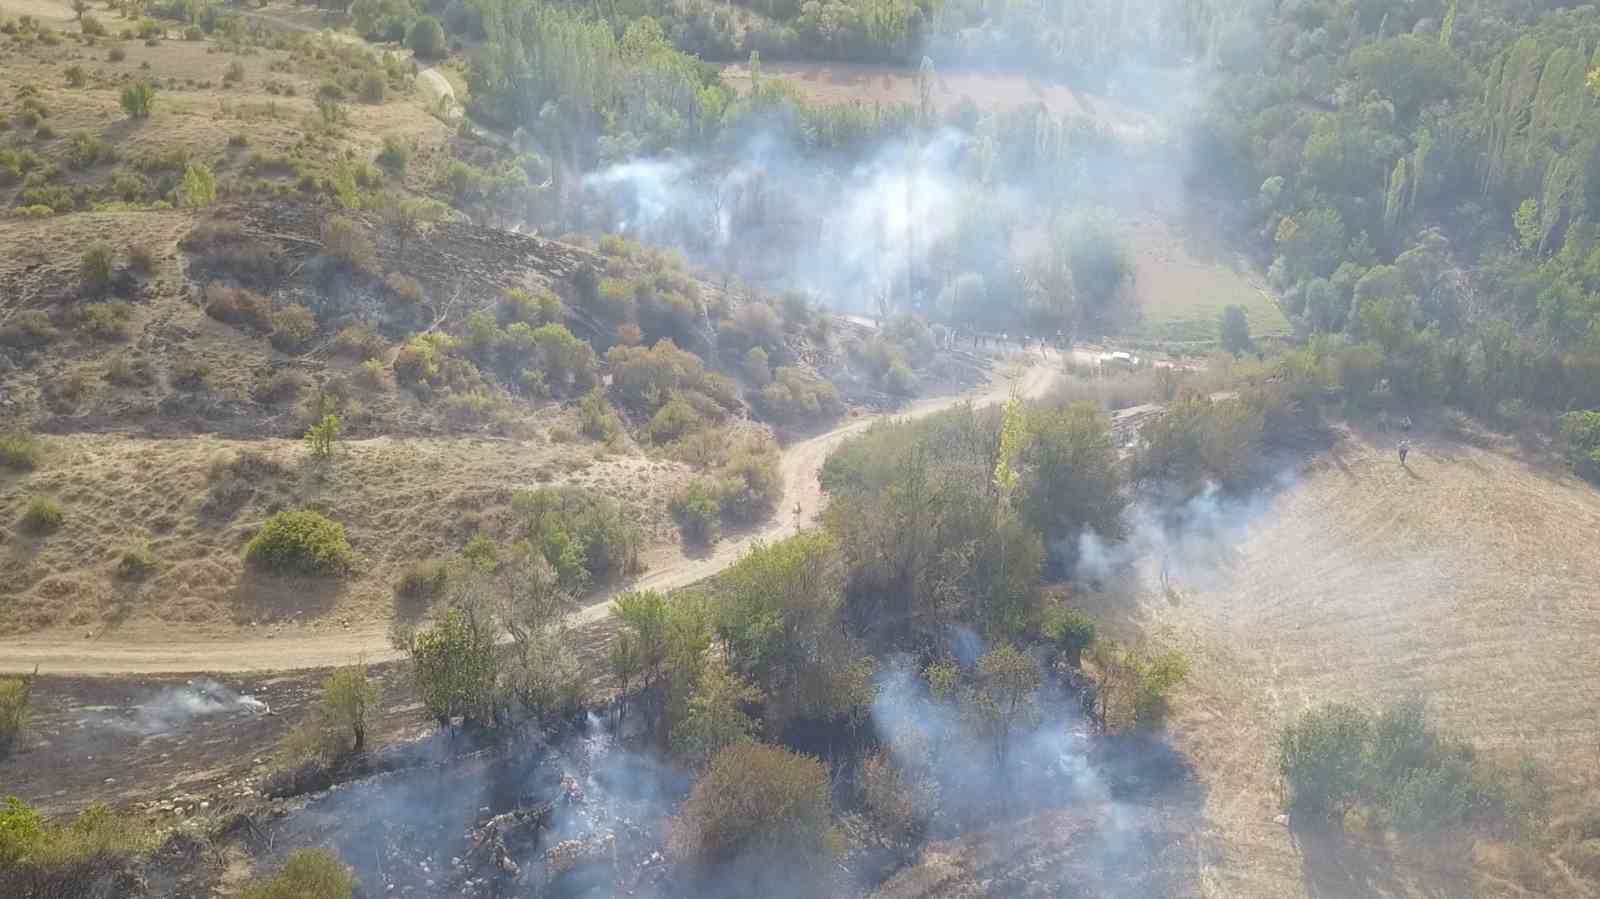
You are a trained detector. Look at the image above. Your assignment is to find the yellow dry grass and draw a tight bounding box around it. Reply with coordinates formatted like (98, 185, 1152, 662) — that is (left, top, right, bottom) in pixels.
(1097, 427, 1600, 898)
(0, 433, 695, 637)
(1124, 216, 1290, 343)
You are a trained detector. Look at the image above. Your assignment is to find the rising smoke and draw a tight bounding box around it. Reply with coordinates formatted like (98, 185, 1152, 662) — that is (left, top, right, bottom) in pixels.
(86, 678, 269, 737)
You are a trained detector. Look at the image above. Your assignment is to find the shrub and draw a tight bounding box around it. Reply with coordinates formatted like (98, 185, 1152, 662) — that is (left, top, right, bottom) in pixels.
(127, 241, 157, 274)
(405, 15, 445, 58)
(108, 46, 125, 61)
(1040, 606, 1096, 668)
(64, 65, 86, 87)
(204, 283, 273, 332)
(223, 60, 245, 84)
(650, 393, 706, 443)
(757, 367, 843, 427)
(117, 544, 157, 579)
(77, 302, 133, 340)
(245, 509, 353, 576)
(80, 14, 103, 35)
(321, 215, 375, 273)
(80, 243, 114, 295)
(395, 559, 449, 605)
(742, 347, 771, 386)
(180, 162, 216, 208)
(170, 357, 211, 390)
(1560, 410, 1600, 483)
(238, 849, 356, 899)
(119, 80, 155, 118)
(358, 71, 386, 105)
(671, 479, 721, 545)
(509, 486, 640, 590)
(402, 607, 498, 727)
(19, 496, 64, 534)
(1278, 703, 1377, 819)
(578, 387, 623, 443)
(0, 311, 56, 348)
(672, 743, 833, 869)
(334, 324, 388, 361)
(253, 369, 310, 405)
(0, 678, 30, 757)
(0, 432, 43, 471)
(719, 302, 784, 356)
(383, 272, 423, 305)
(375, 134, 409, 173)
(269, 304, 318, 352)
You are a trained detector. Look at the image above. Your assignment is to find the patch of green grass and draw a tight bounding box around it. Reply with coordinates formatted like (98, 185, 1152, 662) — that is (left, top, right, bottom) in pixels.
(0, 432, 43, 471)
(19, 496, 63, 534)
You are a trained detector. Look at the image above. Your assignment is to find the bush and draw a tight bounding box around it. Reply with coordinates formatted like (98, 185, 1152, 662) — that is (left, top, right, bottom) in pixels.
(304, 414, 341, 459)
(321, 663, 377, 753)
(64, 65, 86, 87)
(579, 387, 623, 443)
(650, 393, 706, 443)
(238, 849, 356, 899)
(382, 272, 423, 306)
(119, 80, 154, 118)
(0, 432, 43, 471)
(245, 509, 354, 576)
(19, 497, 63, 534)
(742, 346, 771, 386)
(1560, 410, 1600, 483)
(757, 367, 843, 427)
(117, 544, 157, 579)
(223, 60, 245, 84)
(108, 45, 125, 61)
(80, 14, 103, 35)
(253, 369, 309, 405)
(77, 302, 133, 341)
(0, 797, 152, 878)
(269, 304, 318, 352)
(334, 324, 388, 361)
(0, 678, 30, 757)
(80, 243, 114, 295)
(204, 283, 273, 332)
(321, 215, 376, 273)
(395, 559, 449, 605)
(358, 71, 386, 105)
(671, 479, 721, 545)
(672, 742, 833, 869)
(127, 241, 157, 274)
(510, 486, 640, 590)
(1279, 703, 1370, 819)
(375, 134, 409, 173)
(405, 15, 444, 58)
(0, 311, 56, 348)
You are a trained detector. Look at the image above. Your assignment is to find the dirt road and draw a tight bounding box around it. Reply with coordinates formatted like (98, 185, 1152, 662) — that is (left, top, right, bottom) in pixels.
(0, 364, 1056, 676)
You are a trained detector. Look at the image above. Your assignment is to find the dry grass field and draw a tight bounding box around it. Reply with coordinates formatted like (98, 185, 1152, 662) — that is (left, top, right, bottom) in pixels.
(1062, 426, 1600, 898)
(1124, 216, 1291, 344)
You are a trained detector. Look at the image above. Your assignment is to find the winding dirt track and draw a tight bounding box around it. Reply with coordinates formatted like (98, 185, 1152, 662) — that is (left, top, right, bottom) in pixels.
(0, 363, 1057, 676)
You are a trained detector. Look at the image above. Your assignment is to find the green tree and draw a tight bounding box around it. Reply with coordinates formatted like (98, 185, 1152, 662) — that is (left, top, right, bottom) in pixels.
(1219, 305, 1252, 355)
(119, 81, 155, 119)
(406, 15, 444, 58)
(970, 644, 1040, 768)
(304, 413, 341, 459)
(672, 653, 762, 767)
(1515, 199, 1540, 254)
(1278, 703, 1372, 819)
(321, 662, 378, 753)
(1040, 606, 1095, 668)
(399, 607, 498, 728)
(673, 742, 833, 870)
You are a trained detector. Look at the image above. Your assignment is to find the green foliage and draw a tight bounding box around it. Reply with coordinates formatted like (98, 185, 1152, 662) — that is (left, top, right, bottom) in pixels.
(119, 80, 155, 118)
(304, 413, 342, 459)
(238, 849, 356, 899)
(0, 431, 43, 471)
(578, 386, 623, 442)
(1040, 605, 1095, 668)
(1019, 401, 1125, 545)
(270, 304, 317, 352)
(0, 678, 31, 757)
(245, 509, 354, 576)
(509, 486, 640, 590)
(19, 496, 63, 534)
(0, 797, 153, 876)
(1279, 703, 1371, 819)
(672, 653, 762, 767)
(64, 65, 86, 87)
(321, 215, 376, 272)
(1132, 396, 1264, 491)
(672, 742, 833, 868)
